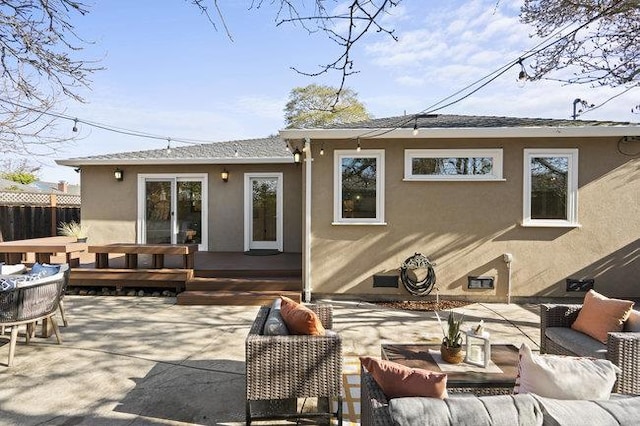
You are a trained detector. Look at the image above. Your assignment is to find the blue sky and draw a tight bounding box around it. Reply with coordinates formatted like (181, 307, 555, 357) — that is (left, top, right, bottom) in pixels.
(31, 0, 639, 184)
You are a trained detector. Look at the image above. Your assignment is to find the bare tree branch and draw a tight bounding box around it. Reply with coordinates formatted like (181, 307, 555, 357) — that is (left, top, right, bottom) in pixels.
(0, 0, 100, 157)
(191, 1, 400, 108)
(522, 0, 639, 87)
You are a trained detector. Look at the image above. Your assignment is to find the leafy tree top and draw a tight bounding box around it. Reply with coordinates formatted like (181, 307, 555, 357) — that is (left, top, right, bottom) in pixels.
(284, 84, 372, 129)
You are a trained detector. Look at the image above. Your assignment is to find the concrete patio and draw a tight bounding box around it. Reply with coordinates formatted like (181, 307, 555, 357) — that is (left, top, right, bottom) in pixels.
(0, 296, 541, 425)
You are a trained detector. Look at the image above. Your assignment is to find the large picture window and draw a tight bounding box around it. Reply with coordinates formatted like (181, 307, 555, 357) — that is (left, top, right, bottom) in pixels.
(404, 149, 503, 181)
(334, 150, 385, 224)
(523, 149, 579, 227)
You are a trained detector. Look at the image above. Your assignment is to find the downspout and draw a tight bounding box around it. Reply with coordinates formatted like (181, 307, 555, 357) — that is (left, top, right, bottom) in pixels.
(303, 137, 312, 302)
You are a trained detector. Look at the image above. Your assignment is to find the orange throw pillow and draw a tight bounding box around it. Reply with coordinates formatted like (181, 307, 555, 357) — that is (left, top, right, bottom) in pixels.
(279, 296, 326, 336)
(360, 356, 448, 399)
(571, 290, 635, 344)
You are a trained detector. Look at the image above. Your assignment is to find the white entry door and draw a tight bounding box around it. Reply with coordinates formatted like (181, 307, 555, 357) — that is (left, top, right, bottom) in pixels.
(244, 173, 283, 251)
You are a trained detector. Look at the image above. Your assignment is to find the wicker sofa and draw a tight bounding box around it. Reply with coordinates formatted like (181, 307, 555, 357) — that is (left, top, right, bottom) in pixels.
(361, 368, 640, 426)
(245, 303, 343, 425)
(0, 264, 69, 367)
(540, 304, 640, 395)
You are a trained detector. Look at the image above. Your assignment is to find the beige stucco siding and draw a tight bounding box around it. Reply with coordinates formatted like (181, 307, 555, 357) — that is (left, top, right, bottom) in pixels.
(307, 137, 639, 300)
(80, 164, 302, 252)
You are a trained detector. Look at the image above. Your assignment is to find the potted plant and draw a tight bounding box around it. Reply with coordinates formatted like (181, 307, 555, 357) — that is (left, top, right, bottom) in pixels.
(436, 310, 464, 364)
(58, 221, 89, 243)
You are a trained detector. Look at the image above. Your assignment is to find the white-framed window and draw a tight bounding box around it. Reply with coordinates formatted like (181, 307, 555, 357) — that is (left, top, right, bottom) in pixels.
(404, 149, 504, 181)
(333, 149, 385, 225)
(523, 148, 579, 227)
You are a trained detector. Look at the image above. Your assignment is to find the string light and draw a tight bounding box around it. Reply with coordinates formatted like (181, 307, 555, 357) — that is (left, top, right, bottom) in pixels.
(166, 138, 172, 154)
(412, 117, 419, 136)
(517, 58, 528, 88)
(72, 118, 78, 132)
(320, 143, 324, 156)
(234, 143, 239, 157)
(356, 137, 361, 152)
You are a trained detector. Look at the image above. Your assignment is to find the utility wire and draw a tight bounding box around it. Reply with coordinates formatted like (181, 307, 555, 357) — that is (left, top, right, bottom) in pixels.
(0, 4, 630, 147)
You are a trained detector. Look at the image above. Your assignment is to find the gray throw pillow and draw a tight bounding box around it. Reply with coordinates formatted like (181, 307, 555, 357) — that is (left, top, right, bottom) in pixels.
(263, 298, 289, 336)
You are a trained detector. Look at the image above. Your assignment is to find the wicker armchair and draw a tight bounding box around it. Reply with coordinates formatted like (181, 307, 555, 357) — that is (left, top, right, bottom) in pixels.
(0, 264, 69, 367)
(245, 304, 343, 425)
(540, 304, 640, 395)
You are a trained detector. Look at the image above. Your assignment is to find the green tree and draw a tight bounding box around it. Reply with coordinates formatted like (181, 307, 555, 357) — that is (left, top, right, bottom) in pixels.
(284, 84, 372, 128)
(1, 170, 38, 185)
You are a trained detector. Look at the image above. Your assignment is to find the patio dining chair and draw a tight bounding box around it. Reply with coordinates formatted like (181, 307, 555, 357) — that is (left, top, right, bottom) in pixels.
(0, 264, 69, 366)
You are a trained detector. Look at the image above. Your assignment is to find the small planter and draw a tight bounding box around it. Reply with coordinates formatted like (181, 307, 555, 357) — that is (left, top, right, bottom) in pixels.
(440, 343, 464, 364)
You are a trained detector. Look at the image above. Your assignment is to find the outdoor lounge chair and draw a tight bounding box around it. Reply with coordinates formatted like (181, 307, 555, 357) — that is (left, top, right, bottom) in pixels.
(540, 303, 640, 395)
(245, 303, 343, 425)
(0, 264, 69, 366)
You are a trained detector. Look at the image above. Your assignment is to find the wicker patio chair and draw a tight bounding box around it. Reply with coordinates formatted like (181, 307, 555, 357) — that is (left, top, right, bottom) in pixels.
(245, 303, 343, 425)
(0, 264, 69, 367)
(540, 304, 640, 395)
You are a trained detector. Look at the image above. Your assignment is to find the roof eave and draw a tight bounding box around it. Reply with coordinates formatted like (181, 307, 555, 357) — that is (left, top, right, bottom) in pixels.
(56, 157, 293, 167)
(279, 126, 640, 140)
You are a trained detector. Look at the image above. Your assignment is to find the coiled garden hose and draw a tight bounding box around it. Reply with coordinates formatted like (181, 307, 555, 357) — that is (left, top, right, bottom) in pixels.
(399, 252, 436, 296)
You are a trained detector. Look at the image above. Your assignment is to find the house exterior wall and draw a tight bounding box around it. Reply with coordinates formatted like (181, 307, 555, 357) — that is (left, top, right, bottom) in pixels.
(80, 163, 302, 252)
(306, 136, 640, 300)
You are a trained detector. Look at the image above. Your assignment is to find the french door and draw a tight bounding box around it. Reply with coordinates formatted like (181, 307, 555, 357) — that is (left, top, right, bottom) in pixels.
(137, 174, 208, 250)
(244, 173, 283, 251)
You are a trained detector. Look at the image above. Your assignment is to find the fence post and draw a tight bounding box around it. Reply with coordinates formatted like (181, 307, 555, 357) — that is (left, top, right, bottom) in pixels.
(50, 194, 58, 237)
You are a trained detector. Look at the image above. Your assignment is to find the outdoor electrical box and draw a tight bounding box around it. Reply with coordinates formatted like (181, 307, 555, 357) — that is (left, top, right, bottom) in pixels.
(566, 278, 594, 292)
(468, 276, 495, 289)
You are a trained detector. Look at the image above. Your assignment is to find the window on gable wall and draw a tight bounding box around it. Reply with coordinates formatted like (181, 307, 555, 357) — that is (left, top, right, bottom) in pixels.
(334, 149, 385, 225)
(404, 149, 504, 181)
(523, 148, 579, 227)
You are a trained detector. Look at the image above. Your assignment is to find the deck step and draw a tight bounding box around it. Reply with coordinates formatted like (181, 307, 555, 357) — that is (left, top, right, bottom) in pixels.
(186, 276, 301, 292)
(176, 290, 301, 306)
(194, 269, 301, 278)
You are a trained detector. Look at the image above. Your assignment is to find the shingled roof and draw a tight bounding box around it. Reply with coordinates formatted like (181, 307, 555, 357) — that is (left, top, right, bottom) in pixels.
(322, 114, 635, 130)
(280, 114, 640, 140)
(57, 136, 292, 166)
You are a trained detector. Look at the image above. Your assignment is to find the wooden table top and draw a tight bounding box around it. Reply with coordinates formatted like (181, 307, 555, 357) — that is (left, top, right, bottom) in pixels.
(381, 343, 519, 387)
(88, 243, 199, 255)
(0, 236, 87, 253)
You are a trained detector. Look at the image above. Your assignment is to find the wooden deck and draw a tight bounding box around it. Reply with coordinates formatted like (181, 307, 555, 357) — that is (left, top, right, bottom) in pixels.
(65, 251, 302, 305)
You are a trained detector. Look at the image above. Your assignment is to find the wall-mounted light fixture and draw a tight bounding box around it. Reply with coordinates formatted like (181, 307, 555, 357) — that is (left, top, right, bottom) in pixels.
(114, 168, 124, 181)
(293, 147, 302, 164)
(221, 169, 229, 182)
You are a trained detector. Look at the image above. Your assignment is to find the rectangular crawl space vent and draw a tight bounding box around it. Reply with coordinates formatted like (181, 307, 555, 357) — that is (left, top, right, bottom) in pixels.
(468, 276, 494, 289)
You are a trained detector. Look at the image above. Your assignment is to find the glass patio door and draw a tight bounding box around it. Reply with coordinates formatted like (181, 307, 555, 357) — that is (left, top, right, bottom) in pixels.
(245, 173, 283, 251)
(139, 174, 207, 250)
(145, 180, 173, 244)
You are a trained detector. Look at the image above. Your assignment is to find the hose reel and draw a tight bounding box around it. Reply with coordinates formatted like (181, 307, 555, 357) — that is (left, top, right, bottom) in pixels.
(399, 252, 436, 296)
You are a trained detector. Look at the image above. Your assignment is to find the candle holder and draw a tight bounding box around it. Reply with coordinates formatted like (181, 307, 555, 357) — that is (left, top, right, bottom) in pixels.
(465, 328, 491, 367)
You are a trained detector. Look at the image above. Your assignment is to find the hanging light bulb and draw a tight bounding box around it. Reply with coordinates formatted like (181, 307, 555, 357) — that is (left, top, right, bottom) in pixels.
(72, 118, 78, 132)
(320, 144, 324, 156)
(517, 59, 528, 88)
(356, 138, 361, 152)
(234, 144, 239, 157)
(166, 138, 172, 154)
(412, 117, 419, 136)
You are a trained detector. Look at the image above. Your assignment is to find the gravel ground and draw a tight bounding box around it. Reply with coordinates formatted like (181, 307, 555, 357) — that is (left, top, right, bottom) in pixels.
(374, 300, 470, 311)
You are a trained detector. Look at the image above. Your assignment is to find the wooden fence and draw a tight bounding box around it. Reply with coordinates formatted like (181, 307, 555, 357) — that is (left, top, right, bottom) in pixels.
(0, 192, 81, 242)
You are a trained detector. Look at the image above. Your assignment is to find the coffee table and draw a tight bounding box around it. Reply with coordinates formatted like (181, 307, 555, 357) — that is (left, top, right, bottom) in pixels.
(381, 343, 519, 395)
